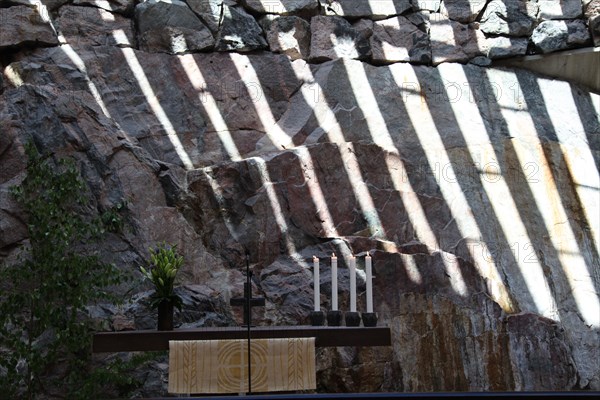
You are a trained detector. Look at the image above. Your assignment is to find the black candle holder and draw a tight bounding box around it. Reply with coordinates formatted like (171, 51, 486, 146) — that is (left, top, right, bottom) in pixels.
(309, 311, 325, 326)
(327, 310, 343, 326)
(362, 312, 378, 327)
(345, 311, 361, 327)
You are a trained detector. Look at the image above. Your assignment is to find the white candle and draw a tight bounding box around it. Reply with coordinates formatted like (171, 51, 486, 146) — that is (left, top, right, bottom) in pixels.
(366, 253, 373, 313)
(349, 255, 356, 312)
(331, 253, 338, 311)
(313, 256, 320, 312)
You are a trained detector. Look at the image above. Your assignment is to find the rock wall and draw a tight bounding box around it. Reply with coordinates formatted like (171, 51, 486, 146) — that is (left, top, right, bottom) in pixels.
(1, 0, 599, 396)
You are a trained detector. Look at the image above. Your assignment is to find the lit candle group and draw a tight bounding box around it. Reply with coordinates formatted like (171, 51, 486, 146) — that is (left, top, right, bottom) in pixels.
(312, 253, 374, 313)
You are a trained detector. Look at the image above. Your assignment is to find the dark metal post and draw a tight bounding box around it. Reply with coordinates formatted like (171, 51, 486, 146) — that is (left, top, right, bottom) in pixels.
(245, 250, 252, 394)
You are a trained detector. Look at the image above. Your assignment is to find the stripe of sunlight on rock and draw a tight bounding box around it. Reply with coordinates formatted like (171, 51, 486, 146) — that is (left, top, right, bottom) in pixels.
(536, 78, 600, 257)
(179, 53, 306, 265)
(251, 156, 308, 267)
(229, 54, 294, 152)
(118, 44, 194, 170)
(292, 147, 339, 238)
(178, 53, 336, 259)
(288, 61, 387, 240)
(389, 64, 511, 306)
(236, 51, 387, 242)
(253, 0, 288, 14)
(178, 54, 242, 161)
(333, 0, 402, 15)
(343, 59, 468, 296)
(497, 71, 600, 328)
(198, 136, 335, 266)
(368, 0, 397, 14)
(270, 26, 345, 239)
(175, 54, 244, 242)
(40, 3, 113, 122)
(94, 0, 117, 16)
(177, 51, 335, 266)
(439, 64, 558, 318)
(493, 68, 600, 328)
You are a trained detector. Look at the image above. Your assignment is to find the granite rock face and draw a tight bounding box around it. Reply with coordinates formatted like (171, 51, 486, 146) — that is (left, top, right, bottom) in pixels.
(531, 19, 591, 53)
(411, 0, 440, 12)
(486, 36, 528, 59)
(370, 16, 431, 64)
(441, 0, 489, 23)
(480, 0, 538, 37)
(135, 0, 215, 54)
(57, 5, 135, 47)
(0, 6, 59, 49)
(323, 0, 412, 19)
(429, 14, 487, 64)
(243, 0, 319, 15)
(73, 0, 135, 15)
(585, 0, 600, 45)
(0, 0, 591, 65)
(538, 0, 583, 19)
(309, 15, 371, 61)
(263, 15, 311, 60)
(1, 0, 599, 396)
(185, 0, 225, 33)
(215, 5, 268, 51)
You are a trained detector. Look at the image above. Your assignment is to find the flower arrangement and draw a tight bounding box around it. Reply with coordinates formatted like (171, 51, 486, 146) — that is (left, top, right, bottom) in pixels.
(140, 243, 183, 311)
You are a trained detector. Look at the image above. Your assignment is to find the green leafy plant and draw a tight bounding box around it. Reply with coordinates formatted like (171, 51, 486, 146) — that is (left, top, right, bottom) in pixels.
(140, 243, 183, 310)
(0, 143, 142, 399)
(100, 200, 128, 233)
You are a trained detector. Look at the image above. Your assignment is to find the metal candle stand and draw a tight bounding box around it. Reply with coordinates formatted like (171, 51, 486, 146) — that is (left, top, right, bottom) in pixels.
(344, 311, 361, 327)
(362, 312, 378, 327)
(310, 311, 325, 326)
(326, 310, 343, 326)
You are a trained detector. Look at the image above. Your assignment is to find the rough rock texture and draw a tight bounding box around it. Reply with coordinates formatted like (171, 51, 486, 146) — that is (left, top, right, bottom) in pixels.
(440, 0, 488, 23)
(411, 0, 440, 12)
(591, 15, 600, 46)
(262, 15, 311, 60)
(0, 0, 594, 65)
(185, 0, 226, 33)
(0, 6, 59, 49)
(586, 0, 600, 16)
(480, 0, 538, 37)
(370, 16, 431, 64)
(486, 36, 528, 59)
(1, 0, 599, 397)
(324, 0, 412, 19)
(0, 0, 69, 10)
(57, 5, 135, 47)
(587, 0, 600, 46)
(429, 14, 487, 64)
(243, 0, 319, 15)
(135, 0, 215, 54)
(215, 5, 268, 51)
(532, 19, 591, 53)
(73, 0, 135, 16)
(538, 0, 583, 19)
(309, 15, 371, 61)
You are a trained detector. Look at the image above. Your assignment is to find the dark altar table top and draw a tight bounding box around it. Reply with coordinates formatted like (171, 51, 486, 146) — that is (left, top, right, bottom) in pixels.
(92, 326, 392, 352)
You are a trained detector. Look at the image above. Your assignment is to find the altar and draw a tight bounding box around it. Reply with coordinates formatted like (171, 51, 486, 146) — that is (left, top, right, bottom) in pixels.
(93, 326, 391, 395)
(92, 253, 391, 395)
(92, 326, 391, 352)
